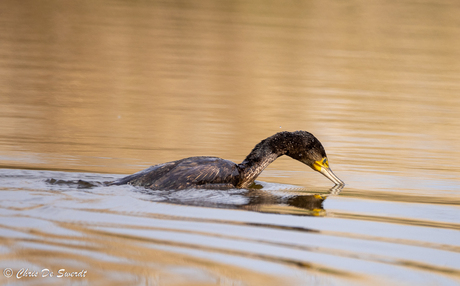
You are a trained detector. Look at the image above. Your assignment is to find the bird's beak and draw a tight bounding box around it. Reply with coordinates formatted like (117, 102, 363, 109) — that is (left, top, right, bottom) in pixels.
(312, 158, 344, 186)
(319, 167, 344, 186)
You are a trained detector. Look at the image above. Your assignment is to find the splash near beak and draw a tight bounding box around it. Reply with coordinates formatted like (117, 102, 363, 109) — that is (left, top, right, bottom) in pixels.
(313, 158, 344, 186)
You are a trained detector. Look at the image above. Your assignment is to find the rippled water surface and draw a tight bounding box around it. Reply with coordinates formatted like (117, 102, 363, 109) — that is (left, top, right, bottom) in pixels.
(1, 0, 460, 285)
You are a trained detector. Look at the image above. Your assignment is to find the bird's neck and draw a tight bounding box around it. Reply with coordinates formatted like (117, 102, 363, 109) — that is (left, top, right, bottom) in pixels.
(237, 133, 291, 188)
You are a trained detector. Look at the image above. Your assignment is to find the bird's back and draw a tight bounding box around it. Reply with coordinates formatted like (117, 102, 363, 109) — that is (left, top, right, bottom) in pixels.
(111, 156, 241, 190)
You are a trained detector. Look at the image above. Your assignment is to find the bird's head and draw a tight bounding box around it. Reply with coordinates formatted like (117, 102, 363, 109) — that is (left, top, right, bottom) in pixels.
(285, 131, 344, 186)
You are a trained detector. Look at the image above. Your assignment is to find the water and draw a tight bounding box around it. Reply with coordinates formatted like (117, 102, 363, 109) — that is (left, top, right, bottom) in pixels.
(1, 0, 460, 285)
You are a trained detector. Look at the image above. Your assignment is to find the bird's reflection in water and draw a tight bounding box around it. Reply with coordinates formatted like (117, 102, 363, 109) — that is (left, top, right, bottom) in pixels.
(46, 178, 343, 217)
(138, 183, 344, 217)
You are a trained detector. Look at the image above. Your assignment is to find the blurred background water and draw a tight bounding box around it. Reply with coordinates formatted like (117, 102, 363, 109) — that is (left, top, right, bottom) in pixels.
(0, 0, 459, 285)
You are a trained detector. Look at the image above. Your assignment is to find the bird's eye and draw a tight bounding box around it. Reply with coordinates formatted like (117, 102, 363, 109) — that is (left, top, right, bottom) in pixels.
(322, 158, 327, 164)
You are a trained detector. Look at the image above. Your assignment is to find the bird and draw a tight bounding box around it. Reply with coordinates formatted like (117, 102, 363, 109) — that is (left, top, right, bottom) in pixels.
(110, 131, 344, 190)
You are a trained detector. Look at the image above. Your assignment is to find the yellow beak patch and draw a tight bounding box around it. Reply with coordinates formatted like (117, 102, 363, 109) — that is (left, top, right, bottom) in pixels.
(313, 157, 329, 172)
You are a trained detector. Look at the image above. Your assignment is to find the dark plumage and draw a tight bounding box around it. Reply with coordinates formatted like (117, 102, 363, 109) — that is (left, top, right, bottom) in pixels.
(110, 131, 344, 190)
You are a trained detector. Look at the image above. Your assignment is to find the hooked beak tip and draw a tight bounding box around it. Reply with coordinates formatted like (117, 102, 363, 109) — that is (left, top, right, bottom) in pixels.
(319, 167, 344, 186)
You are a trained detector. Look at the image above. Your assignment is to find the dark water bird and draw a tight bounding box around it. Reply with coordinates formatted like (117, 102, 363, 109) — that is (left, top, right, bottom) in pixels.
(111, 131, 344, 190)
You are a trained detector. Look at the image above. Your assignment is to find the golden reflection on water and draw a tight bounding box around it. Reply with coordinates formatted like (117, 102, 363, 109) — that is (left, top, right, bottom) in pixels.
(1, 0, 459, 184)
(1, 223, 286, 286)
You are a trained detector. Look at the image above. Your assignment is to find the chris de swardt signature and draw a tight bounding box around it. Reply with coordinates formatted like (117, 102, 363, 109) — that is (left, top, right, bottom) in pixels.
(3, 268, 87, 279)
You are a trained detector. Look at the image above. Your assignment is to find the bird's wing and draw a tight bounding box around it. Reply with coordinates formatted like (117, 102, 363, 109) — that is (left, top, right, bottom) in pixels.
(110, 160, 180, 186)
(110, 157, 240, 190)
(151, 157, 240, 190)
